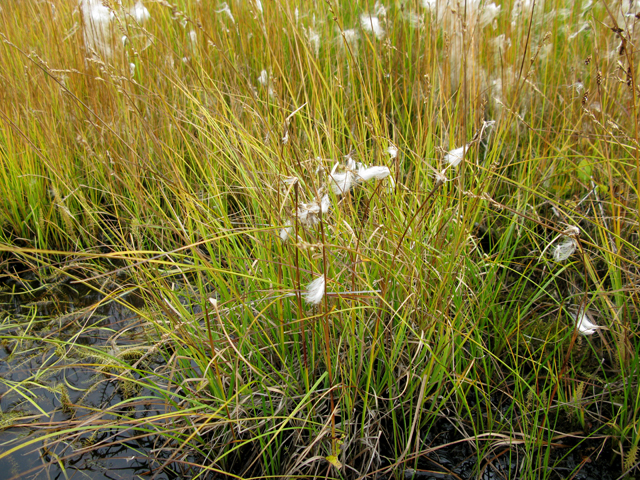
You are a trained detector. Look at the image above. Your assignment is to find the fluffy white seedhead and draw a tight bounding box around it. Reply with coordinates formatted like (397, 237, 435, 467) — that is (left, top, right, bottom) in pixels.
(189, 30, 197, 44)
(329, 158, 358, 195)
(434, 169, 448, 187)
(421, 0, 438, 10)
(360, 14, 385, 39)
(306, 27, 321, 57)
(330, 171, 355, 195)
(564, 226, 580, 237)
(340, 28, 359, 49)
(297, 194, 331, 226)
(320, 194, 331, 212)
(479, 2, 501, 27)
(129, 1, 150, 22)
(445, 145, 468, 167)
(570, 310, 600, 335)
(330, 158, 392, 194)
(258, 70, 269, 86)
(216, 3, 235, 23)
(388, 145, 398, 159)
(279, 220, 292, 241)
(374, 1, 387, 17)
(358, 166, 391, 182)
(81, 0, 115, 57)
(304, 275, 326, 305)
(553, 239, 576, 262)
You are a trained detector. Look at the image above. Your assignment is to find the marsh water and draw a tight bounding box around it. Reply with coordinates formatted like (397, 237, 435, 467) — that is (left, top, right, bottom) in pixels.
(0, 275, 193, 479)
(0, 276, 624, 479)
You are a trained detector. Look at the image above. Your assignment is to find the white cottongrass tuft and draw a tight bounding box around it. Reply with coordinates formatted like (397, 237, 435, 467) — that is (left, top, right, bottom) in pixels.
(216, 3, 235, 23)
(329, 158, 391, 195)
(434, 169, 448, 187)
(304, 275, 326, 305)
(569, 310, 600, 335)
(563, 225, 580, 237)
(358, 166, 391, 182)
(553, 239, 576, 262)
(189, 30, 197, 44)
(329, 170, 355, 195)
(421, 0, 438, 10)
(445, 145, 469, 167)
(305, 27, 321, 57)
(258, 70, 269, 86)
(257, 70, 275, 96)
(388, 145, 398, 159)
(479, 2, 501, 27)
(80, 0, 116, 57)
(129, 1, 150, 22)
(297, 195, 331, 226)
(374, 1, 387, 17)
(340, 28, 359, 49)
(360, 14, 385, 39)
(329, 158, 358, 195)
(81, 0, 150, 57)
(279, 220, 292, 241)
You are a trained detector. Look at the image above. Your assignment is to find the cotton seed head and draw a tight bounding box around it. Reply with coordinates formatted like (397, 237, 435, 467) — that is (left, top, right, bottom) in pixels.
(360, 14, 385, 39)
(553, 239, 576, 262)
(564, 226, 580, 237)
(435, 169, 447, 187)
(297, 194, 330, 226)
(358, 166, 391, 182)
(129, 1, 150, 22)
(258, 70, 269, 86)
(445, 145, 469, 167)
(330, 170, 355, 195)
(216, 2, 235, 23)
(304, 275, 326, 305)
(279, 220, 292, 241)
(570, 310, 600, 335)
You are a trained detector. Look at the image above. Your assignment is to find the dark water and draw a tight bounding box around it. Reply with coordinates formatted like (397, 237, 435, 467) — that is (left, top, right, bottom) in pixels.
(0, 276, 190, 480)
(0, 275, 625, 479)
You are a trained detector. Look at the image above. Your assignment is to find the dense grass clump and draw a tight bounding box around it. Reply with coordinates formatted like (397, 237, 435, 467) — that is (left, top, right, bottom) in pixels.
(1, 0, 640, 478)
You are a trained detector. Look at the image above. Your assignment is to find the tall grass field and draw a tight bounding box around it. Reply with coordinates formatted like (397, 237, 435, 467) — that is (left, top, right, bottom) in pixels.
(1, 0, 639, 478)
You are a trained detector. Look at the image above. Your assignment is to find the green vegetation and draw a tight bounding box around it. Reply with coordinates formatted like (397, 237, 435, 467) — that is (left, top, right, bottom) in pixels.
(0, 0, 639, 477)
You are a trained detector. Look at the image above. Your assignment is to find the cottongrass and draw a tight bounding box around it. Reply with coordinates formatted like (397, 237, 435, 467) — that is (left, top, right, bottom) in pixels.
(304, 275, 325, 305)
(360, 14, 385, 39)
(338, 28, 359, 51)
(258, 70, 269, 86)
(216, 2, 234, 23)
(305, 27, 321, 57)
(279, 220, 292, 241)
(81, 0, 115, 57)
(329, 158, 391, 195)
(444, 145, 469, 167)
(358, 166, 391, 182)
(296, 194, 330, 227)
(553, 239, 577, 262)
(81, 0, 150, 57)
(129, 1, 150, 22)
(570, 309, 601, 335)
